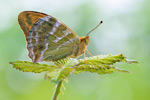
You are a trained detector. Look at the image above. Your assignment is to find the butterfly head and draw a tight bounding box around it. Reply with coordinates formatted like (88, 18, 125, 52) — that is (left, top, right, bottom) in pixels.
(75, 36, 89, 57)
(80, 36, 90, 46)
(76, 21, 103, 57)
(79, 21, 103, 48)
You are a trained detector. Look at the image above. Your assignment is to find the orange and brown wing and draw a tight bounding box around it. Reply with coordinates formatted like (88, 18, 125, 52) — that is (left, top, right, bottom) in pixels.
(18, 11, 47, 37)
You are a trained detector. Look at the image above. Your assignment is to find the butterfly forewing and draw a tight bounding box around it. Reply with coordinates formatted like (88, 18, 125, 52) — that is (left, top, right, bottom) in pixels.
(18, 11, 48, 37)
(18, 11, 80, 63)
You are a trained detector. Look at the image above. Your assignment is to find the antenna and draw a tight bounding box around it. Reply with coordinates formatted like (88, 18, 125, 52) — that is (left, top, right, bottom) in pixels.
(86, 21, 103, 36)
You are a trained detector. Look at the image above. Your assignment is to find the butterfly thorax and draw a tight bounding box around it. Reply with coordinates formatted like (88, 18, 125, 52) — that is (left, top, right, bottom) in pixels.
(71, 36, 89, 58)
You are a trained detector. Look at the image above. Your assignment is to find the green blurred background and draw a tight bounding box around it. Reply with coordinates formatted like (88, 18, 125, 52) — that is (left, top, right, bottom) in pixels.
(0, 0, 149, 100)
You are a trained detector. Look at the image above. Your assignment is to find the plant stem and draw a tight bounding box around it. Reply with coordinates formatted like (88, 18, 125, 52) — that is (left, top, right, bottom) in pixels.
(52, 80, 63, 100)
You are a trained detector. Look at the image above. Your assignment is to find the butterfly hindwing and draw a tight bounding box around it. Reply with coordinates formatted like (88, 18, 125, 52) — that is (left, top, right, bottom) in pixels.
(18, 11, 80, 62)
(43, 22, 80, 61)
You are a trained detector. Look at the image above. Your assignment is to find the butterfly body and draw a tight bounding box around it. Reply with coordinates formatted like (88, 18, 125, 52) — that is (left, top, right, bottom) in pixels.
(18, 11, 90, 63)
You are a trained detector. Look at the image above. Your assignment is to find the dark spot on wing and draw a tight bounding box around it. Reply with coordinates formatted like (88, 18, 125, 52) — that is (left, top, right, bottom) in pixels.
(38, 37, 45, 43)
(32, 38, 36, 44)
(25, 13, 32, 25)
(32, 31, 36, 37)
(33, 44, 45, 53)
(39, 45, 44, 50)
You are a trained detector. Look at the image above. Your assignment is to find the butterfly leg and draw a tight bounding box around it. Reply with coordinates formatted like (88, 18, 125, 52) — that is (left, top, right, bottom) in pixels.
(86, 47, 93, 57)
(84, 51, 87, 64)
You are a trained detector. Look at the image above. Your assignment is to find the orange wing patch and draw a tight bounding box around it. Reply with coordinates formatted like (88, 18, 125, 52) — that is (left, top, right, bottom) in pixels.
(18, 11, 47, 37)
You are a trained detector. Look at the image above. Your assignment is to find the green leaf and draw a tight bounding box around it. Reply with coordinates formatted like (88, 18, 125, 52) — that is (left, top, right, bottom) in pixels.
(9, 61, 57, 73)
(73, 54, 138, 75)
(9, 54, 138, 82)
(45, 67, 73, 83)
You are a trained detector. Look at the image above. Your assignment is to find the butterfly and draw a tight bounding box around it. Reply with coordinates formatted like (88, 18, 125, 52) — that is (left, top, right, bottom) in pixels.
(18, 11, 103, 63)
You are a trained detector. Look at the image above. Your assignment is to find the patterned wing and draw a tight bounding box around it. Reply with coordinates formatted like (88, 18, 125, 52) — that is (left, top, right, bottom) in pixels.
(18, 11, 47, 37)
(18, 11, 79, 63)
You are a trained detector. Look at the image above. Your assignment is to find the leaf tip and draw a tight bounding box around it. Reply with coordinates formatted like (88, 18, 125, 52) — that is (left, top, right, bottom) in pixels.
(126, 59, 138, 64)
